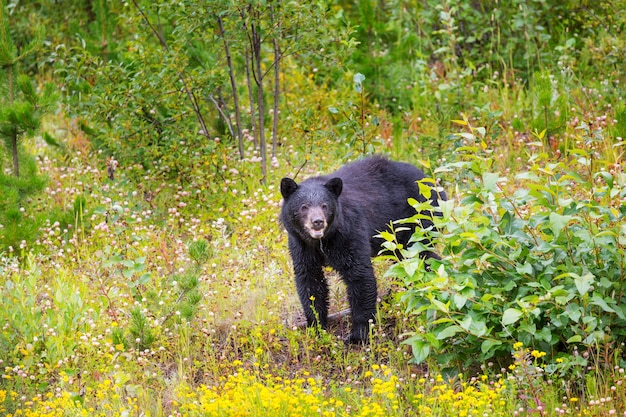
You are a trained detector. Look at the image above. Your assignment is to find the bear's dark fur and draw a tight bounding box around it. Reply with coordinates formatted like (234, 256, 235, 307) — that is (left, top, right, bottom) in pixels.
(280, 156, 446, 343)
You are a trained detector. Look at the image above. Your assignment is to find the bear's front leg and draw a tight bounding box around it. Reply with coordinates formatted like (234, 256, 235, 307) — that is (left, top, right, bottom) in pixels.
(326, 231, 378, 343)
(343, 267, 378, 343)
(289, 239, 329, 329)
(295, 269, 329, 329)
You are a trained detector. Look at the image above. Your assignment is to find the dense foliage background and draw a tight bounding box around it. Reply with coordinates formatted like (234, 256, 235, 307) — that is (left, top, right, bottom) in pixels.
(1, 0, 626, 415)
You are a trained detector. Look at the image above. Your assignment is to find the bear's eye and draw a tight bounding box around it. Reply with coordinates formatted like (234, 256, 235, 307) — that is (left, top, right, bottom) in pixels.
(321, 203, 328, 211)
(299, 204, 308, 213)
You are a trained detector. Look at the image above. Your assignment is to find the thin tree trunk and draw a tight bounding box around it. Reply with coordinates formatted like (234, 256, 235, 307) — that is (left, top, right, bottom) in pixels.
(244, 48, 257, 150)
(217, 14, 244, 159)
(250, 18, 266, 181)
(270, 2, 280, 159)
(207, 94, 235, 139)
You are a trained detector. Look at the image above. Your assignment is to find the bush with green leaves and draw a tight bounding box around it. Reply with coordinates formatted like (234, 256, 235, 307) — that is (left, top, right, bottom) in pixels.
(385, 117, 626, 372)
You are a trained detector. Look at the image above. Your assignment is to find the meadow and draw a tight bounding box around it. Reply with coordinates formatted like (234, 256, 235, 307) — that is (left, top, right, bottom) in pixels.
(1, 1, 626, 416)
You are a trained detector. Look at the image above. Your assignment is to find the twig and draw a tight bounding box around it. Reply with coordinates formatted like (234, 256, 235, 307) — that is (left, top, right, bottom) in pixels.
(131, 0, 210, 139)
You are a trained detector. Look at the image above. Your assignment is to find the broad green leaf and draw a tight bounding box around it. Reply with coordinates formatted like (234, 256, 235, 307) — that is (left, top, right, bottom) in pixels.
(459, 315, 472, 332)
(453, 293, 468, 309)
(403, 338, 430, 364)
(516, 262, 533, 275)
(502, 308, 523, 326)
(137, 273, 151, 286)
(595, 172, 614, 189)
(536, 327, 552, 343)
(574, 273, 594, 296)
(430, 298, 449, 313)
(401, 260, 419, 279)
(482, 172, 500, 192)
(549, 212, 573, 237)
(565, 303, 582, 322)
(566, 335, 582, 343)
(436, 325, 463, 340)
(590, 295, 615, 313)
(469, 319, 487, 337)
(481, 339, 502, 354)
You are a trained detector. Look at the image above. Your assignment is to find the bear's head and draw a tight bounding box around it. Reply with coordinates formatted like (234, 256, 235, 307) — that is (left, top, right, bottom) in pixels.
(280, 177, 342, 241)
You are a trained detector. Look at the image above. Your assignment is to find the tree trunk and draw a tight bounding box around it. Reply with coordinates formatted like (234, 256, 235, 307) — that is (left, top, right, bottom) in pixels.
(270, 2, 280, 159)
(251, 19, 266, 181)
(217, 14, 244, 159)
(244, 48, 257, 150)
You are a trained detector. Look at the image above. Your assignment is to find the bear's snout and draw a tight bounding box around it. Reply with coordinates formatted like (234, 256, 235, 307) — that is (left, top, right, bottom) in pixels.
(311, 218, 325, 230)
(305, 207, 327, 239)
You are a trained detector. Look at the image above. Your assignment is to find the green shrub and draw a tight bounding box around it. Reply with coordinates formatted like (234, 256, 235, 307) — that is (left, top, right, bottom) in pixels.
(387, 117, 626, 372)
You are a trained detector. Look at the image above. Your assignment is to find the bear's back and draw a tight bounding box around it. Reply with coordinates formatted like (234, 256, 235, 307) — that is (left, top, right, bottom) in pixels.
(330, 156, 438, 254)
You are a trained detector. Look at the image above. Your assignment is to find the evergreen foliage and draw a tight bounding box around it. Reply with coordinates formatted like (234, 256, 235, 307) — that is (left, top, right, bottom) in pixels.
(0, 0, 57, 253)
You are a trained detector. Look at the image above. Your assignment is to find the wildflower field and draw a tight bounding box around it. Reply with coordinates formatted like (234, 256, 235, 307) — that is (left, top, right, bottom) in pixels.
(2, 1, 626, 416)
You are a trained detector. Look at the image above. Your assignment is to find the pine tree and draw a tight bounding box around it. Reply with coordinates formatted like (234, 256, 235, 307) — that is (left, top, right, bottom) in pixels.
(0, 0, 57, 254)
(0, 0, 55, 177)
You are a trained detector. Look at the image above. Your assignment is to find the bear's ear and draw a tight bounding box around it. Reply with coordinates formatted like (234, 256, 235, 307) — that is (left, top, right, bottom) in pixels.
(325, 177, 343, 197)
(280, 178, 298, 199)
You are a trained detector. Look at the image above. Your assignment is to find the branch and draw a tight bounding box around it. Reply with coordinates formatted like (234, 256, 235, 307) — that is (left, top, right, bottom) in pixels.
(131, 0, 210, 139)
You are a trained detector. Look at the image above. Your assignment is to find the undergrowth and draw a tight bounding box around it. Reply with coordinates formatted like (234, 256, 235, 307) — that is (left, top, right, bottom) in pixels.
(1, 2, 626, 416)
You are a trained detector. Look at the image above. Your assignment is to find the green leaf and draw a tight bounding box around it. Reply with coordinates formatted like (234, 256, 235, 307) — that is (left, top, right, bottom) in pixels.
(589, 294, 615, 313)
(137, 273, 151, 286)
(469, 319, 487, 337)
(502, 308, 523, 326)
(353, 73, 365, 93)
(549, 212, 573, 237)
(516, 262, 533, 275)
(566, 335, 582, 343)
(436, 325, 463, 340)
(453, 293, 468, 309)
(481, 339, 502, 354)
(482, 172, 500, 192)
(403, 337, 430, 364)
(595, 171, 614, 189)
(574, 273, 594, 296)
(430, 298, 449, 313)
(401, 259, 420, 279)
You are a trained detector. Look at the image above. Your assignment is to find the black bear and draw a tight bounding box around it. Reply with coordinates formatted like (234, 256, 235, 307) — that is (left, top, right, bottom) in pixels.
(280, 155, 446, 343)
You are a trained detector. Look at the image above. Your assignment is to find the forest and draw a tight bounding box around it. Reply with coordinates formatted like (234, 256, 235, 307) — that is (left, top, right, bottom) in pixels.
(1, 0, 626, 415)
